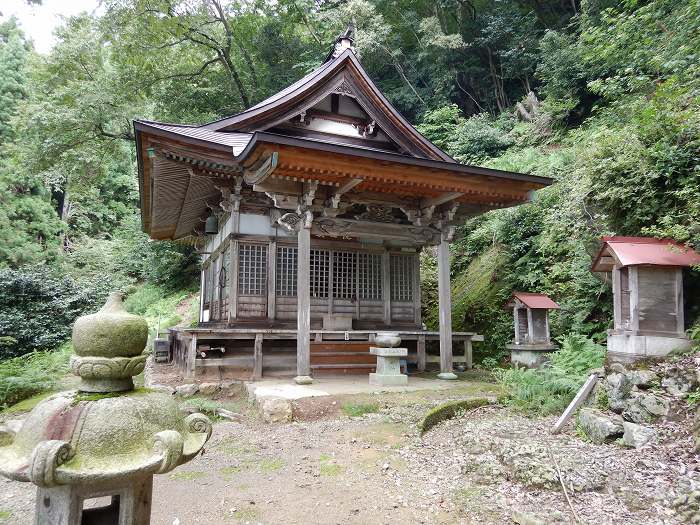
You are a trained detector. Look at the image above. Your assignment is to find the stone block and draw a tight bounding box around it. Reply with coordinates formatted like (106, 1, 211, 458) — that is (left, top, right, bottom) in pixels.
(622, 393, 670, 424)
(622, 422, 656, 448)
(578, 408, 624, 444)
(261, 397, 292, 423)
(198, 382, 220, 396)
(369, 373, 408, 386)
(174, 384, 199, 397)
(369, 347, 407, 357)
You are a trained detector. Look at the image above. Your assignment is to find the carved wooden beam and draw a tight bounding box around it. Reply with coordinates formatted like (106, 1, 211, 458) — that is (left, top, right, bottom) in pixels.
(420, 192, 464, 209)
(312, 217, 441, 245)
(243, 151, 279, 185)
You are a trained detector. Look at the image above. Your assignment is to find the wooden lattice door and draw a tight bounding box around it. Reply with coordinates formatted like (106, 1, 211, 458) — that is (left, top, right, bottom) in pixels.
(237, 243, 268, 318)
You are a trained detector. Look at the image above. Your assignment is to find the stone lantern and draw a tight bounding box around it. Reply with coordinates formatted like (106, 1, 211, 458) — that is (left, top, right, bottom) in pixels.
(505, 292, 560, 368)
(0, 292, 213, 524)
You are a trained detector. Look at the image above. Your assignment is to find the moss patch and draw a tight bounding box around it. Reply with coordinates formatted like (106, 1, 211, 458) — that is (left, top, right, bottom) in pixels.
(226, 508, 258, 522)
(3, 391, 55, 414)
(219, 466, 242, 479)
(419, 398, 491, 435)
(0, 510, 12, 522)
(259, 458, 284, 473)
(341, 402, 379, 417)
(169, 470, 207, 481)
(319, 453, 343, 476)
(71, 388, 153, 405)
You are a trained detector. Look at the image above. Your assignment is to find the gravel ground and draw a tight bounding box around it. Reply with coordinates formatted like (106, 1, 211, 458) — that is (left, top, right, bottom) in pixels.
(0, 390, 696, 524)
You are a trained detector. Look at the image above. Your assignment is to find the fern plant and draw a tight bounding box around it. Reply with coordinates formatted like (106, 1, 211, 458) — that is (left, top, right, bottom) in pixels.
(494, 334, 605, 415)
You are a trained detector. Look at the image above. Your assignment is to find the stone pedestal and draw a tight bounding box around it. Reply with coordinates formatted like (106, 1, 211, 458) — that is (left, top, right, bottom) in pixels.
(36, 476, 153, 525)
(369, 347, 408, 386)
(506, 342, 558, 368)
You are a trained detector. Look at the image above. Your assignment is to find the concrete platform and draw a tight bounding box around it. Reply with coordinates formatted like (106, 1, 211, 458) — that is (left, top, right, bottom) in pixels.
(246, 375, 463, 402)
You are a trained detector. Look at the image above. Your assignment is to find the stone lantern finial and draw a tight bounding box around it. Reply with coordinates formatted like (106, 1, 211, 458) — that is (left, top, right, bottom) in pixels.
(71, 291, 149, 393)
(0, 292, 213, 524)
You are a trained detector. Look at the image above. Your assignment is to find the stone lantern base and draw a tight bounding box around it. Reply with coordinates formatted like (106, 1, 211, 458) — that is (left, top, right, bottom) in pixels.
(36, 476, 153, 525)
(369, 347, 408, 386)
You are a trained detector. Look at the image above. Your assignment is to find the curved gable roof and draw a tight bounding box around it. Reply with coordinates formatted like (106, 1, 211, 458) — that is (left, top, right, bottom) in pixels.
(201, 49, 453, 162)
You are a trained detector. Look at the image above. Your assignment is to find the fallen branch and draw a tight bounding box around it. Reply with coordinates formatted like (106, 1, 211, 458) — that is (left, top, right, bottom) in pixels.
(548, 449, 581, 523)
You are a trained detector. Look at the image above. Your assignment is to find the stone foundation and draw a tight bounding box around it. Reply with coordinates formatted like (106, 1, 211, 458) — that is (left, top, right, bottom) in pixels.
(506, 343, 558, 368)
(607, 333, 693, 363)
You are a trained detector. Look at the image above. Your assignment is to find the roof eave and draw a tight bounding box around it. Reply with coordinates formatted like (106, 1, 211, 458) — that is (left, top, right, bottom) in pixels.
(235, 131, 553, 186)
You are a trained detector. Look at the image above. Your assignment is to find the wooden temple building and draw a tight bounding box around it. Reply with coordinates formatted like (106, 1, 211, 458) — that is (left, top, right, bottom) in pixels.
(134, 30, 550, 383)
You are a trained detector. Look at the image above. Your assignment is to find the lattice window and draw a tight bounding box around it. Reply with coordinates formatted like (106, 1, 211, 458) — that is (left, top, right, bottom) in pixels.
(390, 254, 414, 302)
(333, 251, 357, 300)
(276, 246, 298, 297)
(238, 244, 267, 296)
(359, 253, 383, 300)
(311, 249, 329, 298)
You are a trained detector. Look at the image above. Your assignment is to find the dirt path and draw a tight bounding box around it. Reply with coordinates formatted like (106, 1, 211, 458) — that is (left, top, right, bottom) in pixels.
(0, 386, 696, 524)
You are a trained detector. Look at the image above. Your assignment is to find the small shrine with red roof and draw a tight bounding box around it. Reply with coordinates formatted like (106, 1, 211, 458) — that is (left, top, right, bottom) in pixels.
(592, 236, 700, 361)
(505, 292, 560, 368)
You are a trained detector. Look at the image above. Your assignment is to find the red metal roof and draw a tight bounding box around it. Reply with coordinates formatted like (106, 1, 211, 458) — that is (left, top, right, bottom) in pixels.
(511, 292, 560, 309)
(592, 236, 700, 271)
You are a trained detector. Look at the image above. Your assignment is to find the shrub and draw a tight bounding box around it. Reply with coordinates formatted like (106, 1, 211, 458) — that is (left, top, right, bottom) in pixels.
(494, 334, 605, 415)
(0, 342, 71, 409)
(0, 266, 109, 358)
(419, 398, 492, 434)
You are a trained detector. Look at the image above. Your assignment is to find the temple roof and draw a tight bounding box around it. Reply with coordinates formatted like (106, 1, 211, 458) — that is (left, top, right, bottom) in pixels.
(133, 34, 553, 240)
(592, 236, 700, 271)
(509, 292, 560, 310)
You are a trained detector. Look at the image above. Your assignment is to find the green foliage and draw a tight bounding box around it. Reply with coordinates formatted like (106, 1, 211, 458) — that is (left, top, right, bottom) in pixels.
(0, 266, 110, 358)
(124, 284, 194, 338)
(0, 342, 71, 409)
(494, 335, 605, 414)
(341, 402, 379, 417)
(419, 398, 491, 435)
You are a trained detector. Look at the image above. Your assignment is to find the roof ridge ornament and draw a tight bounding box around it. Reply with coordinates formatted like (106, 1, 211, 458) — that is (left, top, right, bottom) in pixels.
(331, 22, 356, 59)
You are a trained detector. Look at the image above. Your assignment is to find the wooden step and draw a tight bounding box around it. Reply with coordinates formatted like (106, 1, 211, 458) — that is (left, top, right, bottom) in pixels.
(312, 364, 376, 375)
(310, 352, 376, 366)
(310, 342, 371, 353)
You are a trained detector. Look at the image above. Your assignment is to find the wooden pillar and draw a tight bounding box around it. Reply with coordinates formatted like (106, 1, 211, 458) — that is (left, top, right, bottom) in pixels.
(417, 334, 426, 372)
(185, 333, 197, 381)
(382, 250, 391, 325)
(199, 269, 206, 323)
(611, 267, 622, 331)
(629, 266, 640, 334)
(413, 252, 422, 326)
(675, 268, 685, 335)
(464, 338, 473, 369)
(253, 333, 263, 380)
(295, 211, 313, 385)
(513, 307, 520, 343)
(437, 237, 456, 379)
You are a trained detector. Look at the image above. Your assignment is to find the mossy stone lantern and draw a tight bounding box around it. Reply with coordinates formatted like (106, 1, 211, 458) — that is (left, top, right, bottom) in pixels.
(0, 293, 213, 525)
(505, 292, 560, 368)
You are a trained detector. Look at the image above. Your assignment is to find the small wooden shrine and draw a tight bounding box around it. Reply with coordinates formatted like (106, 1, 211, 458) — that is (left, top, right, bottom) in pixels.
(505, 292, 560, 368)
(592, 236, 700, 361)
(133, 28, 550, 383)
